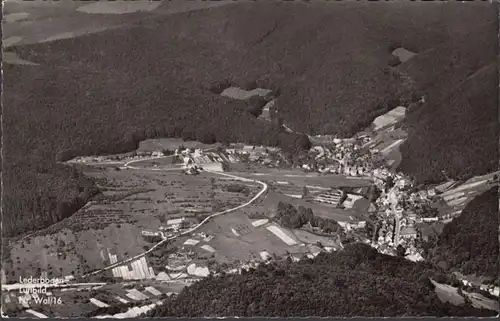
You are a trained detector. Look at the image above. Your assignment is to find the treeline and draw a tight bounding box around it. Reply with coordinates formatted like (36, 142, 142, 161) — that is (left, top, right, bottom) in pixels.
(148, 243, 496, 317)
(3, 0, 496, 237)
(398, 22, 498, 184)
(424, 188, 499, 278)
(2, 158, 99, 237)
(276, 201, 343, 234)
(224, 184, 251, 195)
(2, 64, 306, 237)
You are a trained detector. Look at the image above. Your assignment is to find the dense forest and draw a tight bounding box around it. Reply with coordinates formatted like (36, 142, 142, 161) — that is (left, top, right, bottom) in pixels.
(398, 60, 498, 184)
(2, 64, 306, 237)
(276, 201, 343, 234)
(394, 0, 498, 184)
(423, 188, 499, 278)
(148, 243, 496, 317)
(3, 1, 498, 236)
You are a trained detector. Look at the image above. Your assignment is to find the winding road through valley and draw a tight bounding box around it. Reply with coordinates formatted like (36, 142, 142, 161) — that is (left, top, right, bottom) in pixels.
(83, 156, 268, 277)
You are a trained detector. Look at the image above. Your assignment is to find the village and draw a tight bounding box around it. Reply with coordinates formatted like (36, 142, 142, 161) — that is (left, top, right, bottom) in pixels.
(66, 104, 499, 264)
(4, 105, 499, 318)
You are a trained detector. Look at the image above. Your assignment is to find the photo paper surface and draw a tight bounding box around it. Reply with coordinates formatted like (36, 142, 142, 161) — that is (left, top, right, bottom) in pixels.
(1, 0, 499, 318)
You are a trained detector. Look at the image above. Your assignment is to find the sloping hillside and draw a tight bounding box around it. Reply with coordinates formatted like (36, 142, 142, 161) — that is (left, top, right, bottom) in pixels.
(424, 188, 499, 278)
(3, 1, 497, 236)
(399, 61, 498, 184)
(148, 243, 497, 317)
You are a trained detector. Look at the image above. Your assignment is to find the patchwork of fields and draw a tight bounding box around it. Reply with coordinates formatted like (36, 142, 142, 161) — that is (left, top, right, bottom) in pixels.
(4, 165, 259, 283)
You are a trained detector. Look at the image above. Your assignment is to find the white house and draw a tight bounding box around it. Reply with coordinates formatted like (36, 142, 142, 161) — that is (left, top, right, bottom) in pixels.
(201, 162, 224, 172)
(166, 217, 185, 226)
(152, 151, 164, 158)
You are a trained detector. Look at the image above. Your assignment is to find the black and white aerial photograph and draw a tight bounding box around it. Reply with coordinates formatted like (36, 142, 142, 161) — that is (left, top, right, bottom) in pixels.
(1, 0, 499, 318)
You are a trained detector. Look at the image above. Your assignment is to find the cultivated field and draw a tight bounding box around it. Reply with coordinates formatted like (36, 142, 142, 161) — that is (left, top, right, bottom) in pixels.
(429, 280, 499, 312)
(125, 156, 184, 169)
(247, 190, 358, 222)
(165, 211, 310, 266)
(4, 224, 152, 282)
(2, 278, 185, 318)
(4, 164, 258, 282)
(291, 229, 342, 248)
(463, 292, 499, 312)
(3, 0, 237, 48)
(430, 279, 465, 305)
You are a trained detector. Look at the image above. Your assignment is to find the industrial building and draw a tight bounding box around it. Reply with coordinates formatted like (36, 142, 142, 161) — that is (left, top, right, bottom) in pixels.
(313, 189, 344, 206)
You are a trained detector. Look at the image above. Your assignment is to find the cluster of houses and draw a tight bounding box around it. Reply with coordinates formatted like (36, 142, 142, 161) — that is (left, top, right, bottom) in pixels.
(305, 137, 373, 176)
(479, 284, 500, 298)
(177, 148, 226, 173)
(226, 144, 284, 167)
(366, 165, 456, 261)
(158, 217, 192, 237)
(179, 144, 286, 174)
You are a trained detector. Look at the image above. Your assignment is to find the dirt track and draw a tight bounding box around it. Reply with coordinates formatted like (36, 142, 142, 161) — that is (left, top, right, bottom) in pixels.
(83, 156, 268, 277)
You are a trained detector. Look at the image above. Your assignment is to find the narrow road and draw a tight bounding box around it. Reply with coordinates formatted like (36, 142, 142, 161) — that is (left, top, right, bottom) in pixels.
(83, 156, 268, 277)
(394, 213, 401, 246)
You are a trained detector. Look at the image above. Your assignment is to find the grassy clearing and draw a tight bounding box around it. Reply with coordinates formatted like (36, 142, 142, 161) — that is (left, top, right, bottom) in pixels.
(463, 292, 499, 312)
(4, 223, 151, 283)
(3, 0, 496, 266)
(292, 229, 339, 247)
(188, 211, 307, 264)
(4, 165, 256, 281)
(430, 279, 465, 305)
(235, 169, 373, 187)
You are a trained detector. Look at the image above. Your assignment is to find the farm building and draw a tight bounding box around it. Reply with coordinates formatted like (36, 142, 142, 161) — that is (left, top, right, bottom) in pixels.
(421, 217, 439, 223)
(141, 231, 162, 242)
(165, 217, 192, 230)
(141, 231, 160, 237)
(200, 162, 224, 172)
(166, 217, 186, 226)
(152, 151, 164, 158)
(184, 208, 209, 215)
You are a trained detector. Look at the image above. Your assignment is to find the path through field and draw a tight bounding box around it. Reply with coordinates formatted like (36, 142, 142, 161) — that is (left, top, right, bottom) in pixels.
(83, 156, 268, 277)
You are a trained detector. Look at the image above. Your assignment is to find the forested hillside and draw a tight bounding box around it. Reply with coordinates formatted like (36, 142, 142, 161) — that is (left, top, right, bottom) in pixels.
(148, 243, 496, 317)
(398, 30, 498, 184)
(424, 188, 499, 278)
(3, 1, 497, 236)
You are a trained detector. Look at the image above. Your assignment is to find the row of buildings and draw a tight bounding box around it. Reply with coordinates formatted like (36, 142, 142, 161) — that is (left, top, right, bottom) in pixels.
(304, 128, 443, 260)
(180, 144, 286, 173)
(306, 138, 374, 177)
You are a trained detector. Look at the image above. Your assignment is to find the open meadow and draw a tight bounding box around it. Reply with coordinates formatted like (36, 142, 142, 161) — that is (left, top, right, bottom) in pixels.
(4, 164, 259, 282)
